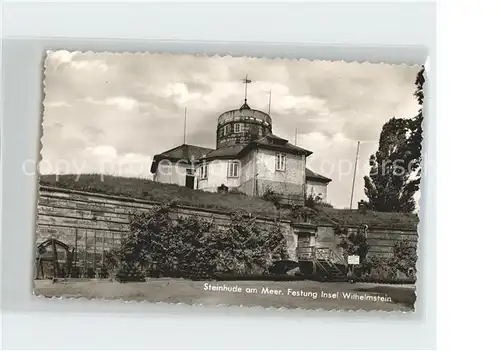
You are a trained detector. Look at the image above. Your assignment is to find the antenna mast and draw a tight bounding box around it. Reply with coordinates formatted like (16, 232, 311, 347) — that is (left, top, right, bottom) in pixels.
(349, 141, 361, 209)
(294, 128, 298, 145)
(268, 89, 272, 115)
(183, 107, 187, 144)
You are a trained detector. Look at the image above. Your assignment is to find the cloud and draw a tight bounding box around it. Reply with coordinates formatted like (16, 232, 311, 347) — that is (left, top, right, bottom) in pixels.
(46, 50, 76, 68)
(45, 50, 110, 73)
(80, 96, 138, 111)
(83, 145, 117, 159)
(44, 101, 71, 108)
(70, 60, 109, 72)
(41, 52, 421, 208)
(39, 144, 152, 179)
(77, 96, 162, 113)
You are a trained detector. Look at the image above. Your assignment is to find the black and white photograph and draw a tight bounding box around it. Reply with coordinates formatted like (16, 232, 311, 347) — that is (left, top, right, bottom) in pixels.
(32, 51, 424, 312)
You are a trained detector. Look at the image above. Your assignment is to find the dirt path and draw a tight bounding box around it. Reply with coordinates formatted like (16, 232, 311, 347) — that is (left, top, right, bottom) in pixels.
(34, 278, 415, 312)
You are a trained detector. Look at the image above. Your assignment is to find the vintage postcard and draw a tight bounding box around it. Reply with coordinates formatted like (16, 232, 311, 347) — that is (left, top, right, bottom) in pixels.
(34, 51, 423, 312)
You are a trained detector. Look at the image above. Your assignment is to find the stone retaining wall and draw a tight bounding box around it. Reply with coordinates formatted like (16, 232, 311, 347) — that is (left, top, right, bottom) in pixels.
(36, 186, 418, 268)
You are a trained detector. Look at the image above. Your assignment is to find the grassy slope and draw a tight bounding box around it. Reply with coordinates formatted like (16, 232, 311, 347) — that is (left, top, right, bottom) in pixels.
(39, 174, 278, 217)
(316, 205, 419, 230)
(39, 174, 418, 229)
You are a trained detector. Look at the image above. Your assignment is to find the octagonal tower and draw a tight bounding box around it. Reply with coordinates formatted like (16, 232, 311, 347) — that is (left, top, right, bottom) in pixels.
(216, 102, 272, 149)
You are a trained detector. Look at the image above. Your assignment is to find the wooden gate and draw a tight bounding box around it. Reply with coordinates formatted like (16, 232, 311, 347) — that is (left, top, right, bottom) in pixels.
(35, 239, 74, 279)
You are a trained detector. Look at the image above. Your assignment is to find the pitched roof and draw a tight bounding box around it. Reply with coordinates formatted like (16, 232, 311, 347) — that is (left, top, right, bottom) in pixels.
(240, 134, 313, 157)
(261, 134, 288, 145)
(150, 144, 214, 173)
(151, 133, 314, 172)
(240, 101, 251, 110)
(305, 168, 332, 183)
(201, 145, 246, 161)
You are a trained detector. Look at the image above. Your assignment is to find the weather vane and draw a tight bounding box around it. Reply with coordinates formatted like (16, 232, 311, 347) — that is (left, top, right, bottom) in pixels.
(241, 74, 252, 103)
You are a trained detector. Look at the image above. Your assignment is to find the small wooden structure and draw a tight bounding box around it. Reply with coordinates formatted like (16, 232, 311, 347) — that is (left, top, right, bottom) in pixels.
(35, 239, 75, 279)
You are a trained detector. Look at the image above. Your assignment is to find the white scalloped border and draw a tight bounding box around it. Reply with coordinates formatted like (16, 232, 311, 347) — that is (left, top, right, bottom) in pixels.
(35, 49, 423, 314)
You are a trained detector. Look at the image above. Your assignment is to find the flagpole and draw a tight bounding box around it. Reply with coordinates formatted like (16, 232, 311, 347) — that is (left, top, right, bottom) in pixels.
(183, 107, 187, 144)
(268, 89, 272, 115)
(349, 141, 361, 209)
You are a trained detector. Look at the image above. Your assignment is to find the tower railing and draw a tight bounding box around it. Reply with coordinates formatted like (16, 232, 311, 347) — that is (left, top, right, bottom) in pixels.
(217, 110, 272, 125)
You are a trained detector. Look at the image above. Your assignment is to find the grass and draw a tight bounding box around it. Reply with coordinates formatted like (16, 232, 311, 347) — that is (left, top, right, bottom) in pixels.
(39, 174, 278, 218)
(315, 204, 419, 230)
(39, 174, 418, 229)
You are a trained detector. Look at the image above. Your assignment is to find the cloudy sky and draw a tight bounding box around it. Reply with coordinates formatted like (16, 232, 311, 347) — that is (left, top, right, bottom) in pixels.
(41, 51, 420, 209)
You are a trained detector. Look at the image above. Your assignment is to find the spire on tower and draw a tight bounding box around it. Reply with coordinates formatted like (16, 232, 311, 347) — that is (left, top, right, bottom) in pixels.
(241, 74, 252, 105)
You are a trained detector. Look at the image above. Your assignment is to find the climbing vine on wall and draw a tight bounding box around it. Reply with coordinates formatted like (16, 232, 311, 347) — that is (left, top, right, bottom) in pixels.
(113, 203, 289, 280)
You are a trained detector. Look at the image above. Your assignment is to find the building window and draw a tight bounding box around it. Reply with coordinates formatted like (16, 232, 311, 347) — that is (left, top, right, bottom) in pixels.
(200, 163, 208, 179)
(234, 123, 241, 133)
(228, 161, 239, 178)
(224, 125, 230, 135)
(276, 153, 286, 171)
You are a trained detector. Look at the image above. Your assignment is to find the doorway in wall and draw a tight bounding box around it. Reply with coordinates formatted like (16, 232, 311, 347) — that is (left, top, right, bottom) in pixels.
(185, 169, 195, 189)
(185, 174, 195, 189)
(297, 233, 311, 248)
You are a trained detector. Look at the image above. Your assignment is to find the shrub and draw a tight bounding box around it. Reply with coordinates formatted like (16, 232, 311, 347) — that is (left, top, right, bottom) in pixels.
(103, 248, 121, 272)
(114, 204, 289, 279)
(228, 188, 247, 196)
(316, 201, 333, 209)
(305, 194, 322, 209)
(338, 227, 371, 265)
(290, 205, 318, 223)
(262, 187, 281, 208)
(70, 266, 81, 278)
(390, 240, 417, 278)
(304, 194, 334, 210)
(115, 262, 146, 282)
(335, 227, 416, 282)
(217, 184, 229, 194)
(86, 268, 96, 278)
(146, 266, 162, 278)
(361, 256, 398, 281)
(98, 268, 109, 279)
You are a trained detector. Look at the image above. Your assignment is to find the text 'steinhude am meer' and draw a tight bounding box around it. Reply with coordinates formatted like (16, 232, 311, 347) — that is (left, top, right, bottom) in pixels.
(34, 51, 424, 312)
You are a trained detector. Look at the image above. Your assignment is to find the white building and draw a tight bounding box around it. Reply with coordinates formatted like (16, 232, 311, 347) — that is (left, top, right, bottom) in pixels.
(150, 99, 331, 205)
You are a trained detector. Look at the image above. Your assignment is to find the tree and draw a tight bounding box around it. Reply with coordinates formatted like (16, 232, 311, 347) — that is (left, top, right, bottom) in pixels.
(363, 66, 425, 212)
(408, 66, 425, 174)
